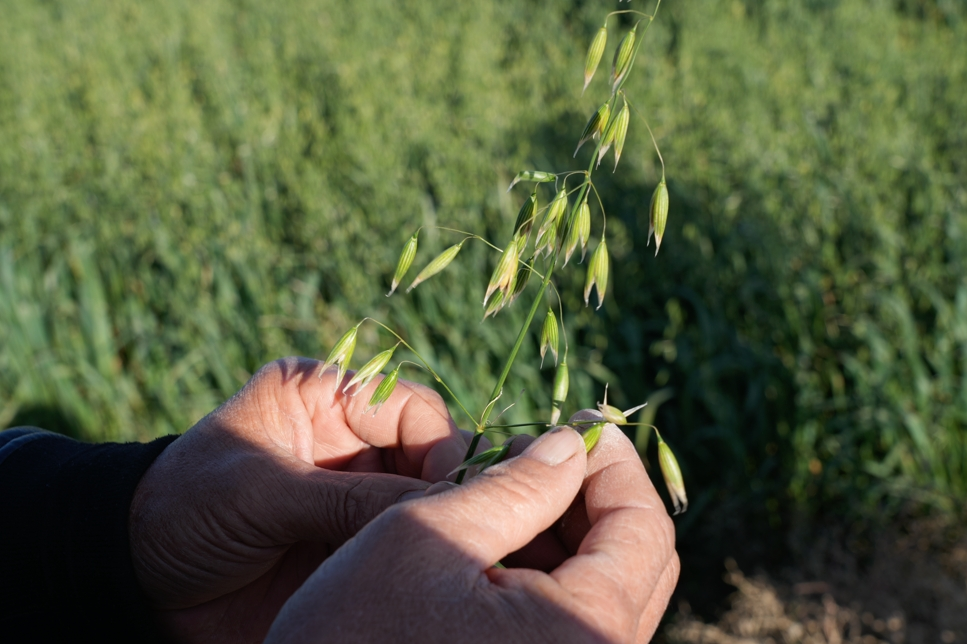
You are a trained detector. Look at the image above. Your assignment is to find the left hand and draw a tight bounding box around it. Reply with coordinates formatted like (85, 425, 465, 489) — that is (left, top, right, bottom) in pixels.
(129, 356, 468, 643)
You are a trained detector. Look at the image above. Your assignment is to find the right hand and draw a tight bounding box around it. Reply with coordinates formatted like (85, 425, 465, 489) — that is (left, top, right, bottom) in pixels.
(265, 421, 680, 643)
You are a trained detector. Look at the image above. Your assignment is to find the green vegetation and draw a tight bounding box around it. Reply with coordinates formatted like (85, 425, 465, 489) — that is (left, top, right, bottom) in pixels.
(1, 0, 965, 552)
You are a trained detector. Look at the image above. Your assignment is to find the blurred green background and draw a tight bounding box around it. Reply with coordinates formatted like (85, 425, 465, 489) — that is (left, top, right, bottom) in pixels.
(2, 0, 965, 622)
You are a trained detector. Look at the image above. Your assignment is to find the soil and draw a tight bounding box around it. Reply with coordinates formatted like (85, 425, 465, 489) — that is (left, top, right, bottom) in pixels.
(661, 514, 967, 644)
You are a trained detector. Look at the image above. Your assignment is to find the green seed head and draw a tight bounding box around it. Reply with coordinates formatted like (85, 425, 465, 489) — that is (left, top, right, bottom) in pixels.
(611, 24, 637, 92)
(366, 365, 400, 415)
(574, 102, 611, 158)
(534, 189, 568, 258)
(578, 201, 591, 262)
(514, 192, 538, 239)
(483, 289, 506, 319)
(484, 238, 520, 308)
(387, 232, 418, 296)
(611, 102, 630, 172)
(658, 437, 688, 515)
(582, 422, 606, 452)
(540, 310, 560, 367)
(509, 260, 532, 304)
(598, 403, 627, 425)
(597, 99, 629, 169)
(534, 216, 559, 259)
(583, 26, 608, 94)
(547, 189, 568, 226)
(507, 170, 557, 193)
(562, 199, 587, 266)
(550, 360, 569, 425)
(648, 180, 669, 255)
(583, 237, 610, 310)
(322, 324, 360, 387)
(596, 384, 628, 424)
(344, 345, 397, 393)
(407, 241, 465, 292)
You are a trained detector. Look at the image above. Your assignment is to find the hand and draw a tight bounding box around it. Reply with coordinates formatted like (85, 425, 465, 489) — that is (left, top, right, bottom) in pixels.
(265, 420, 680, 643)
(129, 357, 468, 643)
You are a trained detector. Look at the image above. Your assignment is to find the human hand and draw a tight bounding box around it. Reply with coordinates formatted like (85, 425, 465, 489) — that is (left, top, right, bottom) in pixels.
(129, 357, 468, 643)
(265, 419, 680, 643)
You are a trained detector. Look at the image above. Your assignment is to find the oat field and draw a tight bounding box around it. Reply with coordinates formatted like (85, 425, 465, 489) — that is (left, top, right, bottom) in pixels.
(2, 0, 966, 614)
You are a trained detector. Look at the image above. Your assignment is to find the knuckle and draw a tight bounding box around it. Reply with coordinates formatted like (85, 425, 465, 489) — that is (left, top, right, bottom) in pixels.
(653, 510, 677, 557)
(318, 478, 366, 540)
(398, 378, 447, 411)
(667, 550, 681, 584)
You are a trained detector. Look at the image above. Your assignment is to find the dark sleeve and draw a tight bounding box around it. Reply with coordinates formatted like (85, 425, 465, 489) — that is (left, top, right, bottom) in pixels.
(0, 428, 179, 643)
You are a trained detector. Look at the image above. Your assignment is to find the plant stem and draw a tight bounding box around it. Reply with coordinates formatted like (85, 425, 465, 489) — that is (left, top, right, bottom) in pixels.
(363, 317, 477, 425)
(456, 0, 664, 482)
(457, 148, 601, 484)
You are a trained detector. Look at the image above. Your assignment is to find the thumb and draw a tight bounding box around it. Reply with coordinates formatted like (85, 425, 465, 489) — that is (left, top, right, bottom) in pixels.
(408, 426, 587, 567)
(274, 467, 430, 546)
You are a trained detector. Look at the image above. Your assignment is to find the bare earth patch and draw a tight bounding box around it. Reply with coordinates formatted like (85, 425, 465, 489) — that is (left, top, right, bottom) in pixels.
(664, 515, 967, 644)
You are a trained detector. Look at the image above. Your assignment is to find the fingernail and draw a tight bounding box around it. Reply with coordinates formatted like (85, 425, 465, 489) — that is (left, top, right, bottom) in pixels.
(522, 427, 581, 466)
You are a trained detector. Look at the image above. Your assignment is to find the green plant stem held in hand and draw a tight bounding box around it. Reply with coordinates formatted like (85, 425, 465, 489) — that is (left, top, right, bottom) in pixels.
(320, 0, 684, 511)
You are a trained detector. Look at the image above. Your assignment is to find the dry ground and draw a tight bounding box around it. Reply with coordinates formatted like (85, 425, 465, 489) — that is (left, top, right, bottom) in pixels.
(664, 515, 967, 644)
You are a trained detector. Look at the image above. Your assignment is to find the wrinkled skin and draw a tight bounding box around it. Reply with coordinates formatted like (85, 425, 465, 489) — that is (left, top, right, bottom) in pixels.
(266, 415, 680, 643)
(130, 357, 467, 642)
(130, 357, 679, 643)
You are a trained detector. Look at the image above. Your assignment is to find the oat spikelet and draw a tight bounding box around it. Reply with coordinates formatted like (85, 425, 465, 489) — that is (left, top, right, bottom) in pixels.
(550, 360, 569, 425)
(648, 180, 669, 255)
(387, 232, 418, 296)
(321, 324, 359, 388)
(611, 24, 637, 92)
(574, 102, 611, 158)
(658, 437, 688, 515)
(484, 238, 520, 308)
(539, 310, 559, 367)
(344, 345, 397, 394)
(366, 366, 399, 415)
(583, 238, 609, 310)
(407, 241, 465, 292)
(583, 26, 607, 93)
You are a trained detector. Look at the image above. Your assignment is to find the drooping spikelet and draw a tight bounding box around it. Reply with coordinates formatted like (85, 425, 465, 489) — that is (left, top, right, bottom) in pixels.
(583, 238, 610, 310)
(539, 309, 560, 367)
(648, 180, 669, 255)
(550, 360, 569, 425)
(387, 232, 418, 296)
(574, 102, 611, 158)
(583, 26, 607, 93)
(344, 345, 397, 394)
(407, 241, 465, 292)
(611, 24, 638, 92)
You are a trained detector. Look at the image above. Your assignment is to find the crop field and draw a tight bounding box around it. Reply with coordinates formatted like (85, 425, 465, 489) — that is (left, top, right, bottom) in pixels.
(2, 0, 966, 634)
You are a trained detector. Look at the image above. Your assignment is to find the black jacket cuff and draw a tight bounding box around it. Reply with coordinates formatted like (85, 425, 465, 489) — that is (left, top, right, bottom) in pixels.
(0, 429, 179, 642)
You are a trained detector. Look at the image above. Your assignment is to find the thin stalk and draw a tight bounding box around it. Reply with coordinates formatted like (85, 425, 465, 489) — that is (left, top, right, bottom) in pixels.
(363, 317, 477, 426)
(457, 0, 664, 482)
(434, 228, 503, 253)
(458, 135, 603, 482)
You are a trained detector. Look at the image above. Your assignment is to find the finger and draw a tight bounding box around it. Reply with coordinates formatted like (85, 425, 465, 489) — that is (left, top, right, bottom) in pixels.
(405, 427, 587, 568)
(500, 529, 570, 571)
(636, 552, 680, 643)
(458, 428, 493, 453)
(557, 495, 592, 555)
(497, 433, 569, 571)
(274, 462, 432, 545)
(550, 423, 677, 638)
(504, 433, 535, 456)
(307, 367, 467, 482)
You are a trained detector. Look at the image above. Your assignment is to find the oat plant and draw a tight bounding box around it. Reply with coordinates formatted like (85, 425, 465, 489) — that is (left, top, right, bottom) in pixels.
(321, 0, 686, 515)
